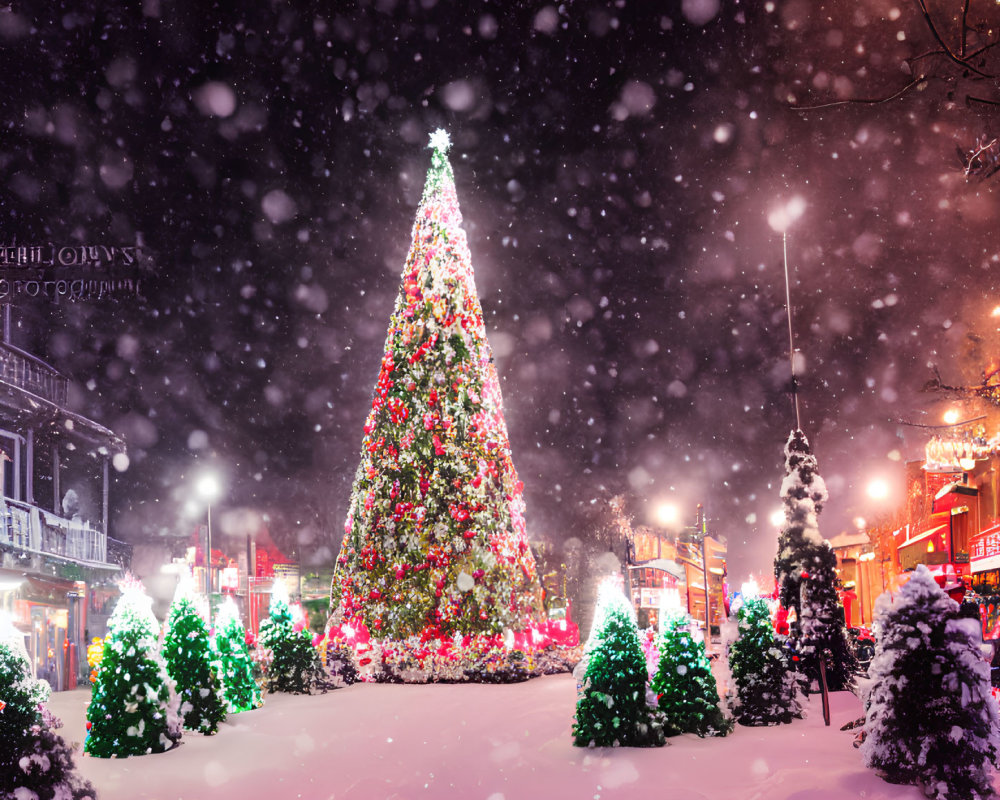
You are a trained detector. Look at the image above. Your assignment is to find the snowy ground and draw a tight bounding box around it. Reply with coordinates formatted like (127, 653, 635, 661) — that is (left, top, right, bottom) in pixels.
(47, 674, 935, 800)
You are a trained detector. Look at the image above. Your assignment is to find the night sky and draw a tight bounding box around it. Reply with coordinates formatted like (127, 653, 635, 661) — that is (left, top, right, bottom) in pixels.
(1, 0, 998, 584)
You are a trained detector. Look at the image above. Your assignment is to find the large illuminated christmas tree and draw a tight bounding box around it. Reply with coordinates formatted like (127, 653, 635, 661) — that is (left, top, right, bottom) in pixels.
(329, 130, 541, 642)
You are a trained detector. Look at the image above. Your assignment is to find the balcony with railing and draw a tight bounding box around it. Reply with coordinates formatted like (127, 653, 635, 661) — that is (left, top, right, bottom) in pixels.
(0, 342, 69, 406)
(0, 496, 113, 567)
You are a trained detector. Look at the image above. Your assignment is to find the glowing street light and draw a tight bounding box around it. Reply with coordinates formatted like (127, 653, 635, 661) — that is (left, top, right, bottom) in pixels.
(942, 408, 961, 425)
(866, 479, 890, 502)
(769, 508, 786, 528)
(654, 502, 679, 527)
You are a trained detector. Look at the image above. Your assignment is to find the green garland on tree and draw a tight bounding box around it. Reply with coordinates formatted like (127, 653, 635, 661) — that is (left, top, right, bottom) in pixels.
(650, 608, 731, 737)
(0, 631, 96, 800)
(85, 576, 182, 758)
(572, 583, 665, 748)
(728, 594, 801, 727)
(213, 596, 262, 713)
(259, 581, 325, 694)
(162, 584, 228, 734)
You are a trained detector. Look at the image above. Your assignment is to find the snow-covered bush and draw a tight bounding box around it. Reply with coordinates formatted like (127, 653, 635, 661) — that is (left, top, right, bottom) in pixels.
(861, 565, 1000, 799)
(0, 639, 96, 800)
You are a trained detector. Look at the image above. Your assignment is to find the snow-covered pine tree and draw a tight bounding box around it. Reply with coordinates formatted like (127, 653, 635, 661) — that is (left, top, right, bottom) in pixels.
(572, 582, 665, 748)
(728, 594, 801, 726)
(259, 580, 325, 694)
(328, 129, 541, 645)
(861, 564, 1000, 799)
(773, 429, 856, 690)
(774, 429, 827, 617)
(650, 607, 731, 737)
(796, 542, 857, 691)
(85, 576, 182, 758)
(0, 628, 96, 800)
(162, 583, 228, 734)
(213, 596, 262, 713)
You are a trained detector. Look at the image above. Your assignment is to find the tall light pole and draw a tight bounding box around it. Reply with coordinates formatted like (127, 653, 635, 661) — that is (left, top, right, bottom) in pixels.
(196, 472, 222, 618)
(769, 196, 806, 431)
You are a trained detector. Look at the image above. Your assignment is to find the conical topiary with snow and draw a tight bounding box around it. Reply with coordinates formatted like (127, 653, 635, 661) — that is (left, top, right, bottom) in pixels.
(329, 129, 541, 643)
(259, 580, 325, 694)
(773, 429, 856, 691)
(796, 541, 857, 691)
(162, 581, 227, 734)
(650, 607, 731, 737)
(85, 576, 182, 757)
(572, 582, 665, 748)
(728, 594, 801, 726)
(774, 429, 828, 618)
(213, 596, 262, 713)
(861, 565, 1000, 799)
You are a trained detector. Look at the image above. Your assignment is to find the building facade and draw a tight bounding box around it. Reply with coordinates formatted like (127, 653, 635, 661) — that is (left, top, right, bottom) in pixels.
(0, 336, 129, 689)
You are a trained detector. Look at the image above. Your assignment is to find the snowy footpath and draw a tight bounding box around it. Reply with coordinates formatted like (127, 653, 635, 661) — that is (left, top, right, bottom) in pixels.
(48, 673, 932, 800)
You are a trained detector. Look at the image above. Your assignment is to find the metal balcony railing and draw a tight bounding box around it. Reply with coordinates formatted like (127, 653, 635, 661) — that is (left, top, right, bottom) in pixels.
(0, 497, 110, 566)
(0, 342, 69, 406)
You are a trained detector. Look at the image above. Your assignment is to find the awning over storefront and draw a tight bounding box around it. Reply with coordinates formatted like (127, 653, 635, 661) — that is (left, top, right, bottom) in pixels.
(634, 558, 686, 580)
(901, 522, 948, 546)
(933, 482, 978, 514)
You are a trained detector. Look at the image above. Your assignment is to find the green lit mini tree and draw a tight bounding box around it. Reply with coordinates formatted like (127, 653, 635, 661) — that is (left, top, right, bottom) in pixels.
(213, 596, 262, 713)
(862, 565, 1000, 799)
(728, 592, 801, 727)
(259, 580, 325, 694)
(0, 619, 96, 800)
(650, 601, 731, 737)
(572, 581, 665, 748)
(162, 580, 228, 734)
(329, 129, 541, 643)
(85, 576, 182, 757)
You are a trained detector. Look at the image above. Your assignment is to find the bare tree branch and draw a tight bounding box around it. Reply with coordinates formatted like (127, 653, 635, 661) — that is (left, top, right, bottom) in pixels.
(914, 0, 994, 78)
(791, 76, 927, 112)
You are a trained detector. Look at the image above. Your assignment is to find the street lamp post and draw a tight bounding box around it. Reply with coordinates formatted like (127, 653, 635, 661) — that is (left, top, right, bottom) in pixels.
(196, 472, 222, 621)
(768, 196, 806, 431)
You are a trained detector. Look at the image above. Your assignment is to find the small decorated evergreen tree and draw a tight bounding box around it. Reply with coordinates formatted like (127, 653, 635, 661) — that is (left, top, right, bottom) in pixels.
(259, 581, 325, 694)
(728, 594, 801, 726)
(213, 596, 263, 713)
(774, 429, 828, 618)
(796, 542, 857, 691)
(0, 623, 96, 800)
(162, 582, 228, 734)
(773, 429, 856, 691)
(650, 606, 731, 737)
(85, 577, 182, 758)
(862, 565, 1000, 799)
(572, 582, 665, 748)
